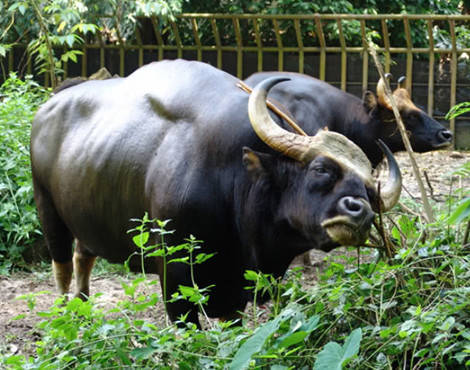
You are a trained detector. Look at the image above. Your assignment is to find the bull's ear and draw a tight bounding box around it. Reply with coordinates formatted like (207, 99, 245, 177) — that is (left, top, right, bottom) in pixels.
(242, 147, 269, 181)
(363, 91, 378, 113)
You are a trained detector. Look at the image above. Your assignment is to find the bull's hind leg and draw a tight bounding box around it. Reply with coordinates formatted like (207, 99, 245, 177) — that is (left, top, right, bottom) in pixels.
(73, 242, 96, 300)
(52, 260, 73, 295)
(33, 179, 74, 295)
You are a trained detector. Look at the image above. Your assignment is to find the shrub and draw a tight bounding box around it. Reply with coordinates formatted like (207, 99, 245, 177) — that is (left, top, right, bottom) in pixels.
(2, 194, 470, 369)
(0, 74, 50, 272)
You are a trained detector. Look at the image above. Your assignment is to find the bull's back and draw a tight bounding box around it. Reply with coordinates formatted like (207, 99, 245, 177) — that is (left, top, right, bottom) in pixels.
(244, 71, 366, 134)
(31, 60, 250, 261)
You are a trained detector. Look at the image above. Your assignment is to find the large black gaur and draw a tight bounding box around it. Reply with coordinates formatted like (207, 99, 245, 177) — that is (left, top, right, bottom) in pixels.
(244, 72, 452, 168)
(31, 60, 401, 326)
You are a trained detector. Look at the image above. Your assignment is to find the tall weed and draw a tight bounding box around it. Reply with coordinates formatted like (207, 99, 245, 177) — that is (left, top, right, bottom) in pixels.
(0, 74, 49, 271)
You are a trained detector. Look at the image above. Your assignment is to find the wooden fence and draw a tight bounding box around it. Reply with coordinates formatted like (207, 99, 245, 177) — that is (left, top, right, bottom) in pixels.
(4, 13, 470, 147)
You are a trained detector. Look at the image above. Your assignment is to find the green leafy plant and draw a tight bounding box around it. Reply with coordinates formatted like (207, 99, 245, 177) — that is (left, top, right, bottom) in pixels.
(446, 101, 470, 121)
(2, 159, 470, 368)
(2, 201, 470, 368)
(127, 215, 215, 327)
(0, 73, 49, 272)
(446, 103, 470, 245)
(244, 269, 285, 325)
(6, 0, 98, 87)
(314, 328, 362, 370)
(1, 0, 185, 84)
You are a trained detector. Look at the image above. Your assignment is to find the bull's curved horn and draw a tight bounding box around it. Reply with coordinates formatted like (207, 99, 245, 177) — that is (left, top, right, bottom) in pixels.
(376, 139, 402, 211)
(397, 76, 406, 89)
(248, 77, 375, 187)
(247, 77, 314, 162)
(376, 73, 393, 110)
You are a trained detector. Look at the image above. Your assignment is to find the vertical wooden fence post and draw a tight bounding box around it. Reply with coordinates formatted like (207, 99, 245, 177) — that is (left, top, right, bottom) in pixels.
(314, 15, 326, 81)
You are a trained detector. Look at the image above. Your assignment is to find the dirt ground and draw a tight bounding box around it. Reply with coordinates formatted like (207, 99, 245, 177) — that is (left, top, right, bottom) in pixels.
(1, 149, 469, 359)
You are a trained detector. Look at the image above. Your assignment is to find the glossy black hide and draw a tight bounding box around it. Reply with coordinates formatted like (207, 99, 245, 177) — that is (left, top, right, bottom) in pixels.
(31, 60, 376, 326)
(244, 72, 452, 167)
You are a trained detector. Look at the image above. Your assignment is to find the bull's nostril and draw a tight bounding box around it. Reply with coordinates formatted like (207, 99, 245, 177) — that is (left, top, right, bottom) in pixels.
(437, 129, 453, 142)
(338, 196, 364, 216)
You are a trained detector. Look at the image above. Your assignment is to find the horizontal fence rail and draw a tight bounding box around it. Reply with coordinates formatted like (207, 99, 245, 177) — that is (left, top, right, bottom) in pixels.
(3, 13, 470, 148)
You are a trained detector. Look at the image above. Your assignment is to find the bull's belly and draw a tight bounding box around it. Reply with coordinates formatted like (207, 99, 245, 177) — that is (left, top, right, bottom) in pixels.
(64, 210, 154, 266)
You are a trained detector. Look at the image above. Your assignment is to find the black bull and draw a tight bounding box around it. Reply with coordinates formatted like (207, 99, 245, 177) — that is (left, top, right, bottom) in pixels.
(31, 60, 401, 326)
(244, 72, 452, 168)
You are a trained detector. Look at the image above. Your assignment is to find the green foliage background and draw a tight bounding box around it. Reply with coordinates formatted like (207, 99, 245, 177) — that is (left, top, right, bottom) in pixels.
(0, 74, 49, 272)
(0, 0, 468, 85)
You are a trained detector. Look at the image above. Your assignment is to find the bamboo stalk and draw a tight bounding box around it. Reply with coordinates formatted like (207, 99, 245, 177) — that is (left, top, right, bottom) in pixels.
(426, 20, 435, 116)
(151, 16, 164, 60)
(337, 19, 347, 91)
(210, 18, 222, 69)
(253, 19, 263, 72)
(190, 18, 202, 61)
(314, 15, 326, 80)
(272, 19, 284, 71)
(381, 19, 391, 73)
(369, 42, 435, 223)
(169, 20, 183, 59)
(294, 19, 304, 74)
(233, 17, 243, 78)
(360, 20, 368, 92)
(449, 20, 457, 148)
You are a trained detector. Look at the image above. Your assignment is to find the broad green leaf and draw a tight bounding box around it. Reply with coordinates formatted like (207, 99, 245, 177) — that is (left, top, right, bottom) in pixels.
(57, 21, 66, 33)
(65, 34, 76, 48)
(195, 252, 214, 264)
(244, 270, 259, 281)
(342, 328, 362, 361)
(131, 346, 157, 360)
(168, 256, 189, 263)
(314, 328, 362, 370)
(116, 348, 132, 366)
(448, 197, 470, 224)
(278, 331, 309, 348)
(275, 315, 320, 348)
(230, 308, 296, 370)
(133, 231, 149, 248)
(179, 285, 195, 297)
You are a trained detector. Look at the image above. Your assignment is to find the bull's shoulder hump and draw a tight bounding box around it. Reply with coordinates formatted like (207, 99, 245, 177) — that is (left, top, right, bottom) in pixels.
(39, 78, 123, 109)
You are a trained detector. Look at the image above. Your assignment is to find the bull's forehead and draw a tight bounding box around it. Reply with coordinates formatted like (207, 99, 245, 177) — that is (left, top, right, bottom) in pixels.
(303, 130, 374, 187)
(324, 154, 374, 188)
(393, 88, 418, 111)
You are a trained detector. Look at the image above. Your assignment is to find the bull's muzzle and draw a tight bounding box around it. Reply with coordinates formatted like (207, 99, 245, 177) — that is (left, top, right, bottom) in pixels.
(434, 129, 453, 148)
(321, 197, 374, 246)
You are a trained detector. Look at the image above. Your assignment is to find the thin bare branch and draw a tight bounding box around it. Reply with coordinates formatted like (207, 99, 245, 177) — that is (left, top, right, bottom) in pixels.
(368, 42, 435, 223)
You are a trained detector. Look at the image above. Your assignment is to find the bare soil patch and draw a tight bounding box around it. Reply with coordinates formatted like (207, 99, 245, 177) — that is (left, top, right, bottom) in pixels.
(1, 149, 469, 359)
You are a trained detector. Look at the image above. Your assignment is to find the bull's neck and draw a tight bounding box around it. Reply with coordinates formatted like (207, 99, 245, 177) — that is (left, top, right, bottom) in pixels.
(234, 177, 295, 278)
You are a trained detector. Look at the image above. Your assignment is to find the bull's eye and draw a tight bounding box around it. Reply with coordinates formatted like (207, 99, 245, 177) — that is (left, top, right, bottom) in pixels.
(309, 166, 336, 191)
(308, 157, 339, 191)
(403, 111, 420, 126)
(313, 165, 328, 175)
